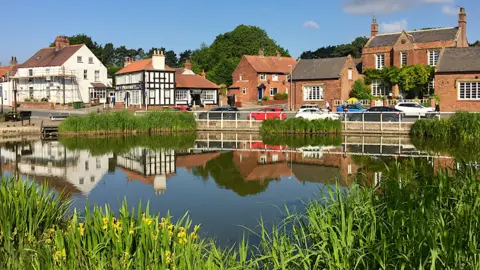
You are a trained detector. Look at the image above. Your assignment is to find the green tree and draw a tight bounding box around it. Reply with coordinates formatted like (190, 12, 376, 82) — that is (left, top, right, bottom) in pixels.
(469, 40, 480, 46)
(178, 50, 192, 67)
(102, 43, 115, 66)
(191, 25, 289, 85)
(300, 36, 368, 59)
(350, 79, 372, 100)
(50, 34, 103, 61)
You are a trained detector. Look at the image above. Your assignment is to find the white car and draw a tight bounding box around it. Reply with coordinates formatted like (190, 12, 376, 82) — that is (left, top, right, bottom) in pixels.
(394, 102, 435, 117)
(295, 108, 340, 120)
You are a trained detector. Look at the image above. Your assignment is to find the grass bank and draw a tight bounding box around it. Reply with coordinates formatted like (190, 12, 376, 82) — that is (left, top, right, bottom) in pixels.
(261, 118, 342, 135)
(2, 160, 480, 269)
(58, 111, 196, 134)
(411, 112, 480, 140)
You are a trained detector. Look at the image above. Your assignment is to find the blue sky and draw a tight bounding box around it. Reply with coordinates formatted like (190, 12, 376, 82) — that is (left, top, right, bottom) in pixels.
(0, 0, 478, 65)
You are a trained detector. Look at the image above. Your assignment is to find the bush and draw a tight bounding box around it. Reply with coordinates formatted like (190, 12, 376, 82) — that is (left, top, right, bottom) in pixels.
(273, 93, 288, 100)
(411, 112, 480, 141)
(40, 97, 49, 102)
(261, 118, 342, 134)
(261, 96, 269, 101)
(23, 98, 31, 102)
(349, 79, 372, 100)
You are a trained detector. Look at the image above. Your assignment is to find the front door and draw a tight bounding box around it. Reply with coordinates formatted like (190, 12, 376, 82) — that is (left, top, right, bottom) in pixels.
(258, 88, 263, 100)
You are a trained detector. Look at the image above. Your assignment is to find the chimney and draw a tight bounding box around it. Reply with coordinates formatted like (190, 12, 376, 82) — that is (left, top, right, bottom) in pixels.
(185, 59, 192, 70)
(10, 56, 17, 66)
(258, 48, 265, 58)
(371, 17, 379, 37)
(458, 7, 467, 47)
(124, 57, 131, 68)
(55, 36, 70, 52)
(276, 50, 281, 59)
(201, 69, 206, 78)
(152, 50, 165, 70)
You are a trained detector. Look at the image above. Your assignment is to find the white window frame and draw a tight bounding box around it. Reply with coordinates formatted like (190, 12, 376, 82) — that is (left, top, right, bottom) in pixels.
(270, 87, 278, 96)
(94, 70, 100, 82)
(427, 79, 435, 95)
(401, 52, 407, 67)
(286, 87, 288, 94)
(371, 80, 390, 96)
(201, 90, 215, 100)
(131, 90, 141, 104)
(260, 73, 266, 81)
(90, 88, 106, 99)
(272, 74, 279, 81)
(77, 56, 83, 63)
(458, 81, 480, 100)
(375, 54, 385, 70)
(428, 50, 440, 66)
(88, 57, 94, 64)
(347, 68, 353, 80)
(175, 90, 188, 100)
(242, 87, 247, 95)
(303, 85, 324, 101)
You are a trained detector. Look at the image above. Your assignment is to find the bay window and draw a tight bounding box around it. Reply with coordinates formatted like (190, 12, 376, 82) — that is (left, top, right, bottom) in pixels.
(371, 80, 390, 96)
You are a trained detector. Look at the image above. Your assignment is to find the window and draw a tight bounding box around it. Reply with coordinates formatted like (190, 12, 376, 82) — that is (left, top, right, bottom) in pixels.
(88, 57, 94, 64)
(242, 87, 247, 95)
(239, 74, 242, 81)
(85, 161, 89, 171)
(428, 79, 435, 95)
(28, 69, 33, 76)
(272, 74, 278, 81)
(46, 68, 50, 75)
(303, 85, 324, 101)
(428, 50, 440, 66)
(270, 87, 278, 96)
(131, 90, 141, 104)
(96, 158, 101, 169)
(375, 54, 385, 69)
(90, 88, 106, 99)
(175, 90, 188, 100)
(79, 178, 84, 185)
(260, 73, 266, 81)
(77, 56, 83, 63)
(371, 80, 391, 96)
(272, 154, 278, 162)
(94, 70, 100, 82)
(201, 90, 215, 100)
(90, 176, 95, 182)
(348, 68, 353, 80)
(84, 70, 88, 80)
(458, 82, 480, 100)
(401, 52, 407, 67)
(29, 87, 34, 98)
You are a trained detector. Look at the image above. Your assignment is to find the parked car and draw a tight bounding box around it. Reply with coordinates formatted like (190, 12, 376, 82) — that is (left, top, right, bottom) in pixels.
(198, 106, 239, 120)
(248, 107, 286, 121)
(295, 108, 341, 120)
(394, 102, 435, 117)
(336, 103, 366, 113)
(348, 106, 404, 122)
(170, 106, 192, 112)
(300, 104, 321, 110)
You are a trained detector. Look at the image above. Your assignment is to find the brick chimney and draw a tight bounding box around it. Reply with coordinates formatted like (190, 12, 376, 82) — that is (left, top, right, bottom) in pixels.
(152, 50, 165, 70)
(123, 57, 132, 67)
(185, 59, 192, 70)
(458, 7, 468, 47)
(371, 17, 379, 37)
(55, 36, 70, 52)
(276, 50, 281, 59)
(10, 56, 17, 66)
(201, 69, 206, 78)
(258, 48, 265, 58)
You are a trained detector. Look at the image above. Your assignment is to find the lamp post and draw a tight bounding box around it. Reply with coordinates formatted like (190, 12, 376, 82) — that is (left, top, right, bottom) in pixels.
(288, 65, 293, 111)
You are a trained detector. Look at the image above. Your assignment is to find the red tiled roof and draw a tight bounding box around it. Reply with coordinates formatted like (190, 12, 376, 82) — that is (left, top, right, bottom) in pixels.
(244, 55, 296, 73)
(91, 83, 107, 88)
(176, 152, 221, 170)
(20, 45, 83, 68)
(116, 58, 174, 75)
(0, 65, 18, 79)
(175, 68, 220, 89)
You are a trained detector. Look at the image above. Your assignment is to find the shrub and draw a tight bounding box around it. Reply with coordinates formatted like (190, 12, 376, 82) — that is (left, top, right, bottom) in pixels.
(40, 97, 49, 102)
(349, 79, 372, 100)
(273, 93, 288, 100)
(261, 96, 269, 101)
(411, 112, 480, 141)
(23, 98, 31, 102)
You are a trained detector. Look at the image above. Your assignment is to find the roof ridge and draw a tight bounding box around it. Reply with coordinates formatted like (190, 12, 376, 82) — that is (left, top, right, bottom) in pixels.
(375, 27, 456, 37)
(301, 56, 348, 60)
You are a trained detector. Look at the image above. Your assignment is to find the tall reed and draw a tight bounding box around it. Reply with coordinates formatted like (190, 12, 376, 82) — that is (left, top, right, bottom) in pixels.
(411, 112, 480, 141)
(261, 118, 342, 135)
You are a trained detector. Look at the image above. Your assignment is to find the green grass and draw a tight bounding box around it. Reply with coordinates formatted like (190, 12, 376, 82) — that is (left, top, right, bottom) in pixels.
(2, 160, 480, 269)
(411, 112, 480, 141)
(261, 118, 342, 135)
(58, 111, 197, 134)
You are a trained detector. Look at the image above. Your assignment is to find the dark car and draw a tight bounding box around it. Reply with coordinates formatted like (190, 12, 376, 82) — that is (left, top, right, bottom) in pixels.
(198, 107, 240, 120)
(348, 106, 404, 122)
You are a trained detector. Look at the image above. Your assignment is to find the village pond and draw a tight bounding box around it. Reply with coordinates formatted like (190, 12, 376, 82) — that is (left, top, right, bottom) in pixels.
(0, 133, 477, 246)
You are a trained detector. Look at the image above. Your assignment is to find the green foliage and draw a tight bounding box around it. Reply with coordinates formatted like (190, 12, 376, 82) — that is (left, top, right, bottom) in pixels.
(261, 96, 269, 101)
(430, 93, 441, 103)
(300, 36, 369, 59)
(411, 112, 480, 141)
(58, 111, 196, 134)
(470, 40, 480, 46)
(349, 79, 372, 100)
(191, 25, 290, 85)
(261, 135, 342, 147)
(273, 93, 288, 100)
(261, 118, 342, 134)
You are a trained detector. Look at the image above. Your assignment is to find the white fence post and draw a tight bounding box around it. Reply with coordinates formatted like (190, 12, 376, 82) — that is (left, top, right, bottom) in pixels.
(235, 112, 238, 129)
(399, 112, 401, 131)
(344, 113, 347, 131)
(221, 112, 223, 129)
(380, 112, 383, 131)
(207, 111, 209, 128)
(362, 113, 365, 131)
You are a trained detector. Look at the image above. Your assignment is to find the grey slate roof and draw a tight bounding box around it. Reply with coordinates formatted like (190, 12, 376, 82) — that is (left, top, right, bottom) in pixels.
(292, 57, 347, 80)
(436, 47, 480, 73)
(366, 27, 459, 48)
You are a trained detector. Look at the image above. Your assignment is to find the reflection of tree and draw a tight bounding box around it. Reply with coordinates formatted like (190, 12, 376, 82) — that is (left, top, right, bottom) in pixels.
(412, 137, 480, 162)
(191, 152, 274, 196)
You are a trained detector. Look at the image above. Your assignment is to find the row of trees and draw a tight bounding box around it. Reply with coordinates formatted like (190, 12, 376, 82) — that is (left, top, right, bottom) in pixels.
(300, 37, 369, 59)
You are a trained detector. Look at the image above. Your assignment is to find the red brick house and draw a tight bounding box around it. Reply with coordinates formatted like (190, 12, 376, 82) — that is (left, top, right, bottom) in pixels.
(362, 7, 468, 98)
(291, 56, 360, 110)
(228, 49, 296, 104)
(435, 46, 480, 112)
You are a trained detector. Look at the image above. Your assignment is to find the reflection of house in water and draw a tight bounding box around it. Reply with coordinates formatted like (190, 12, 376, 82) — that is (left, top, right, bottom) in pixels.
(116, 148, 176, 195)
(4, 141, 112, 196)
(176, 152, 221, 171)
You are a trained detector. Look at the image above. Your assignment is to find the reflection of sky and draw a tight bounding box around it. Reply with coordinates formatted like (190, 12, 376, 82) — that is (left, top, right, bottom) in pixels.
(71, 167, 328, 246)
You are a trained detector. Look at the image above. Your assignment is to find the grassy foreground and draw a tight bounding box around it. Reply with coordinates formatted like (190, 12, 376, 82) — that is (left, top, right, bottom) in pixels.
(2, 160, 480, 269)
(411, 112, 480, 140)
(261, 118, 342, 135)
(58, 111, 196, 134)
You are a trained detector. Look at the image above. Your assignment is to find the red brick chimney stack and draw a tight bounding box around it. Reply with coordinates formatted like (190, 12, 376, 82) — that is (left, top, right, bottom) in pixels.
(55, 36, 70, 52)
(10, 56, 17, 66)
(201, 69, 206, 78)
(371, 17, 379, 37)
(276, 50, 281, 59)
(185, 59, 192, 70)
(124, 57, 131, 67)
(458, 7, 468, 47)
(258, 48, 265, 58)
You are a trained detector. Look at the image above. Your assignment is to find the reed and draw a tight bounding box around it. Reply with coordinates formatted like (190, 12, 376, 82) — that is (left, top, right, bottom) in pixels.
(411, 112, 480, 140)
(58, 111, 197, 134)
(261, 118, 342, 135)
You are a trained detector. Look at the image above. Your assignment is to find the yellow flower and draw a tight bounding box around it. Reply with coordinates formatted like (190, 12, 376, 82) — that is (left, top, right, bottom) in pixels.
(49, 228, 55, 233)
(168, 224, 174, 231)
(159, 222, 165, 228)
(177, 231, 186, 238)
(179, 227, 185, 232)
(190, 232, 198, 239)
(45, 238, 52, 244)
(112, 217, 117, 223)
(78, 223, 84, 228)
(102, 217, 108, 224)
(129, 229, 134, 235)
(102, 224, 108, 230)
(61, 248, 66, 258)
(168, 231, 173, 238)
(161, 217, 166, 223)
(79, 227, 85, 237)
(165, 250, 172, 264)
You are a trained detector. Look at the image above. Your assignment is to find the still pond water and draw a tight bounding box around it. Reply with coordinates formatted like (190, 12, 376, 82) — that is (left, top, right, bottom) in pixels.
(0, 133, 475, 245)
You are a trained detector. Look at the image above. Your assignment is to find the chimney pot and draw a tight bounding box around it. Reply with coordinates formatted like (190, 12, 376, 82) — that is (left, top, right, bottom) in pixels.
(276, 50, 281, 59)
(201, 69, 206, 78)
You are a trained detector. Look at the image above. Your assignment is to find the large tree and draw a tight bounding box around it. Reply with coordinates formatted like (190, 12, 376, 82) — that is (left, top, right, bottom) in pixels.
(300, 36, 368, 59)
(190, 25, 290, 85)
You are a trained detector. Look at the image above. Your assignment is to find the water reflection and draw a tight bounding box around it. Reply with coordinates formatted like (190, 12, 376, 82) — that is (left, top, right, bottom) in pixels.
(0, 133, 476, 245)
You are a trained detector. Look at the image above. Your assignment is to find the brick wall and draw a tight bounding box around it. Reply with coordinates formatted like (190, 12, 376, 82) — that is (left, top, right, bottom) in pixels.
(340, 57, 361, 100)
(293, 79, 341, 110)
(435, 73, 480, 112)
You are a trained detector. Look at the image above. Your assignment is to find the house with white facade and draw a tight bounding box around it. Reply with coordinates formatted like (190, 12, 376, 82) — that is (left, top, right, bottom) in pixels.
(0, 57, 19, 108)
(12, 36, 110, 104)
